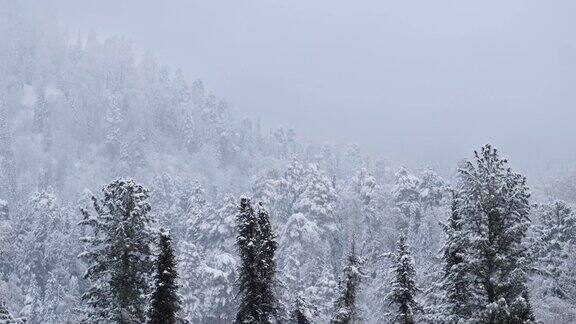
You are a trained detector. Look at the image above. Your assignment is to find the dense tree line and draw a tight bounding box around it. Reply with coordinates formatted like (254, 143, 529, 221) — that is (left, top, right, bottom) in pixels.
(57, 145, 541, 323)
(25, 145, 536, 323)
(4, 141, 567, 323)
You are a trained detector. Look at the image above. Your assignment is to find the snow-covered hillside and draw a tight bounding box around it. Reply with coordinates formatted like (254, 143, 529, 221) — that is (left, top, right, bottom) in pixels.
(0, 2, 575, 323)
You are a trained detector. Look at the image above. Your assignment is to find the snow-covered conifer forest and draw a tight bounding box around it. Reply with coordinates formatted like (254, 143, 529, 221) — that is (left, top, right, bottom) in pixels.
(1, 1, 576, 323)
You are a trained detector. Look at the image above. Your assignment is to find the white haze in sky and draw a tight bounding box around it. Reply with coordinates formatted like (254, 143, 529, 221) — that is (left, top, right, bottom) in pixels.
(26, 0, 576, 172)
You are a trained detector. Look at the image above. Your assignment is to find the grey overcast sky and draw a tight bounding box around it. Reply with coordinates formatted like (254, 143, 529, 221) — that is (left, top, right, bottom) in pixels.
(25, 0, 576, 171)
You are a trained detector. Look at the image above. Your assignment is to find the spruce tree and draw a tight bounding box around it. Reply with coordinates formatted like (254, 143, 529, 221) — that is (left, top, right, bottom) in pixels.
(393, 167, 422, 232)
(458, 144, 535, 323)
(531, 200, 576, 322)
(331, 241, 362, 324)
(438, 191, 471, 322)
(79, 179, 155, 324)
(256, 202, 279, 321)
(21, 275, 40, 323)
(387, 235, 419, 324)
(148, 230, 181, 324)
(533, 200, 576, 298)
(235, 198, 278, 324)
(235, 197, 262, 323)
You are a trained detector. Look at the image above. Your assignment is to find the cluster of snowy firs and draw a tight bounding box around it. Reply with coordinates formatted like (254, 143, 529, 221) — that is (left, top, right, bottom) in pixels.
(1, 3, 576, 323)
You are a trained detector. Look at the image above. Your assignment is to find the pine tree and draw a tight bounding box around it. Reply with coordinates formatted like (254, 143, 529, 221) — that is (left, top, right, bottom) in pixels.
(296, 164, 339, 234)
(256, 203, 279, 321)
(533, 200, 576, 299)
(79, 179, 155, 324)
(235, 198, 278, 324)
(40, 273, 57, 323)
(387, 235, 419, 324)
(20, 275, 40, 323)
(393, 167, 422, 232)
(5, 189, 79, 324)
(457, 144, 535, 323)
(331, 241, 362, 324)
(529, 202, 576, 322)
(148, 230, 181, 324)
(348, 168, 383, 261)
(235, 197, 262, 323)
(16, 191, 67, 294)
(182, 194, 238, 323)
(438, 191, 471, 323)
(418, 167, 447, 210)
(42, 272, 82, 324)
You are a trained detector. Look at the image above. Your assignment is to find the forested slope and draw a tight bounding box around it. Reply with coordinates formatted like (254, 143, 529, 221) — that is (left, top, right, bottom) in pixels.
(0, 3, 575, 323)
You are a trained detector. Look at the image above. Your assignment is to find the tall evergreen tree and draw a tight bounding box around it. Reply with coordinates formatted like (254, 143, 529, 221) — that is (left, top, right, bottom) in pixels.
(331, 241, 362, 324)
(438, 191, 471, 323)
(530, 200, 576, 322)
(16, 191, 70, 295)
(392, 167, 422, 232)
(387, 235, 419, 324)
(235, 197, 262, 324)
(20, 274, 40, 323)
(235, 198, 278, 324)
(79, 179, 155, 324)
(148, 230, 181, 324)
(533, 200, 576, 298)
(458, 144, 535, 323)
(256, 202, 279, 321)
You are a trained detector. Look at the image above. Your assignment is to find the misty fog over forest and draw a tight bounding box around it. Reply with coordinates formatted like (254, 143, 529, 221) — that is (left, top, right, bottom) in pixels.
(1, 1, 576, 323)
